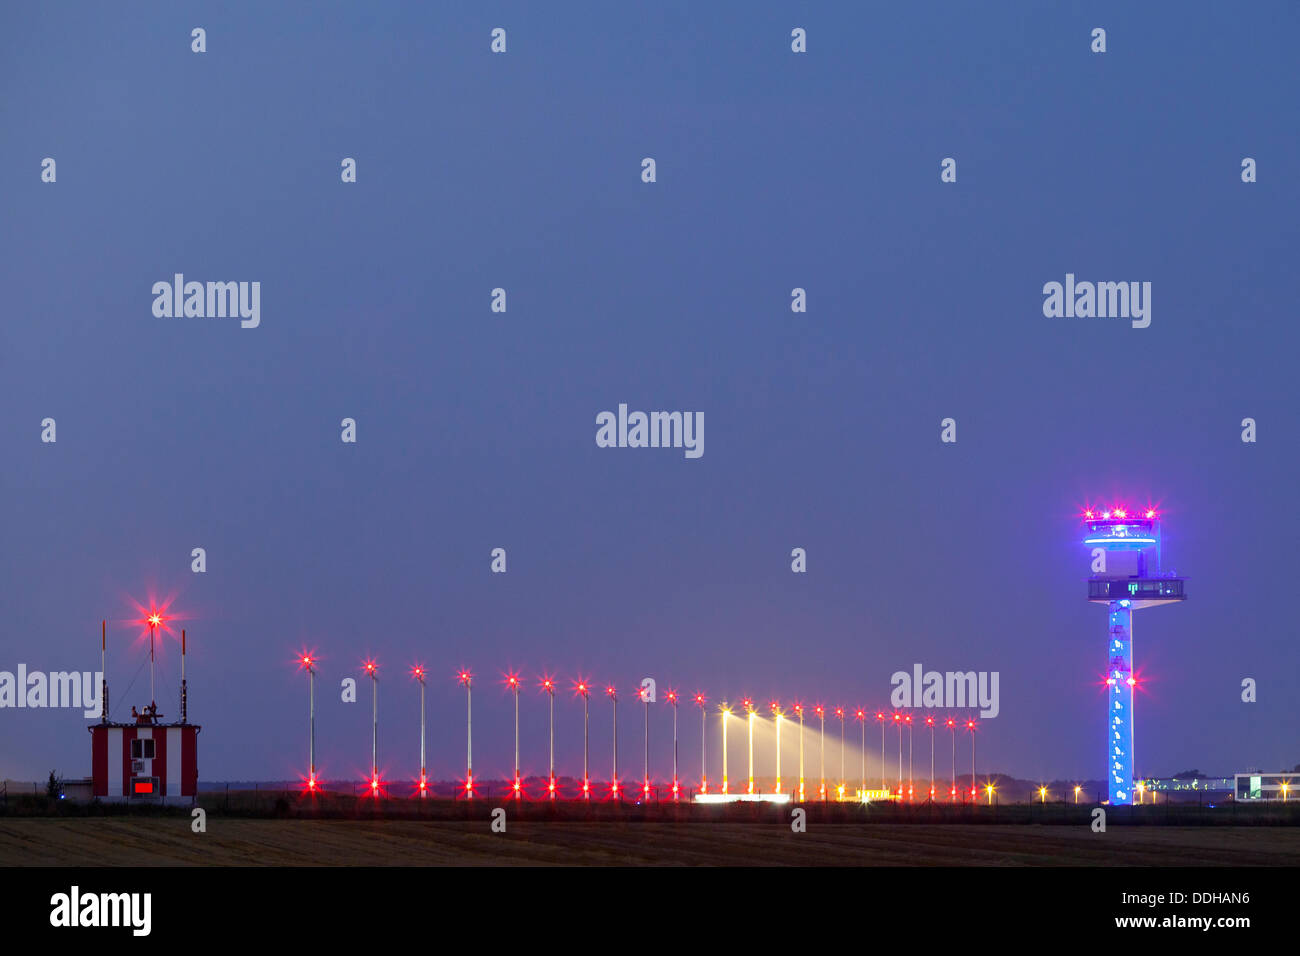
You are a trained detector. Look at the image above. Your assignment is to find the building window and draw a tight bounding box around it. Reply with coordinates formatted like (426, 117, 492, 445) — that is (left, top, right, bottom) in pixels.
(131, 738, 156, 760)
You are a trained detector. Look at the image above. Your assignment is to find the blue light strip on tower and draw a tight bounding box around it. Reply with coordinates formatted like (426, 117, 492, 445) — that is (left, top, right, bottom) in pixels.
(1107, 603, 1133, 805)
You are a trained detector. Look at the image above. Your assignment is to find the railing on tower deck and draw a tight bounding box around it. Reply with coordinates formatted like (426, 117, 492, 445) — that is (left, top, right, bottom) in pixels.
(1088, 578, 1185, 601)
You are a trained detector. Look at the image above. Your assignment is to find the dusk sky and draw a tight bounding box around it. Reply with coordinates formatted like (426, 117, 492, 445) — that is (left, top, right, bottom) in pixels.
(2, 1, 1298, 787)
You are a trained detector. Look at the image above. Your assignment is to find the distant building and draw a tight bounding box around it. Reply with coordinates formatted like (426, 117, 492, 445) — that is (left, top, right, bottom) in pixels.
(1234, 772, 1297, 802)
(86, 619, 201, 805)
(1144, 776, 1234, 794)
(89, 718, 200, 804)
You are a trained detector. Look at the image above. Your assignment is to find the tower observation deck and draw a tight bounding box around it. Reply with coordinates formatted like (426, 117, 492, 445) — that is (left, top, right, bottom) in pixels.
(1082, 506, 1185, 806)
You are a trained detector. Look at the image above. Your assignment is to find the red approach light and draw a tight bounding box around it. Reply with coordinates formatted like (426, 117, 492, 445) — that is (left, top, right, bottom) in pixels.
(892, 712, 901, 723)
(904, 714, 913, 725)
(855, 709, 865, 721)
(950, 787, 957, 797)
(741, 697, 753, 712)
(147, 613, 162, 627)
(769, 700, 780, 714)
(411, 665, 425, 681)
(874, 711, 884, 721)
(370, 776, 380, 793)
(1114, 507, 1127, 518)
(834, 707, 844, 719)
(945, 718, 955, 728)
(541, 676, 555, 694)
(606, 686, 617, 699)
(665, 689, 677, 704)
(793, 702, 803, 716)
(925, 715, 934, 726)
(419, 775, 427, 792)
(582, 779, 590, 795)
(966, 720, 976, 730)
(574, 678, 590, 697)
(548, 778, 556, 794)
(694, 693, 707, 707)
(457, 669, 473, 687)
(610, 780, 621, 798)
(299, 654, 315, 670)
(1084, 509, 1094, 519)
(464, 774, 475, 797)
(363, 659, 378, 676)
(506, 672, 520, 690)
(672, 781, 680, 799)
(814, 705, 824, 718)
(512, 777, 522, 796)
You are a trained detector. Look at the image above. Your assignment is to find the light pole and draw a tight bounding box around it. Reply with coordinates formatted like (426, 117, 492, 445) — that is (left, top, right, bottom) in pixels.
(814, 705, 825, 800)
(720, 701, 731, 794)
(1039, 785, 1048, 804)
(743, 698, 756, 794)
(925, 715, 935, 802)
(607, 685, 620, 799)
(458, 669, 473, 797)
(147, 613, 161, 709)
(905, 713, 914, 802)
(945, 717, 957, 801)
(855, 708, 867, 797)
(966, 718, 977, 803)
(770, 701, 782, 794)
(835, 707, 846, 800)
(666, 690, 680, 800)
(412, 665, 427, 797)
(540, 676, 556, 799)
(506, 672, 521, 799)
(793, 703, 805, 801)
(875, 711, 886, 794)
(575, 679, 591, 799)
(299, 653, 317, 792)
(694, 693, 708, 793)
(1074, 784, 1081, 804)
(893, 712, 903, 798)
(363, 659, 379, 796)
(640, 684, 651, 801)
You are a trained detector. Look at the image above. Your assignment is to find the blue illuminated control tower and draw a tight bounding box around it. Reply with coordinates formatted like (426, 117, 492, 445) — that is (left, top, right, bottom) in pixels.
(1082, 506, 1185, 805)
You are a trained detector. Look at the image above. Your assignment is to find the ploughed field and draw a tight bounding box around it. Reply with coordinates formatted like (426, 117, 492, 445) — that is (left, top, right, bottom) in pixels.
(2, 818, 1297, 866)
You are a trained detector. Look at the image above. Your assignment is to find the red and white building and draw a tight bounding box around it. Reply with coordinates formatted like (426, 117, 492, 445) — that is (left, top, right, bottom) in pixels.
(87, 620, 201, 804)
(89, 720, 200, 803)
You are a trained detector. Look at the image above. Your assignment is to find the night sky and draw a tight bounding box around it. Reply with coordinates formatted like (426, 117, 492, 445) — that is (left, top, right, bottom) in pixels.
(2, 1, 1298, 787)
